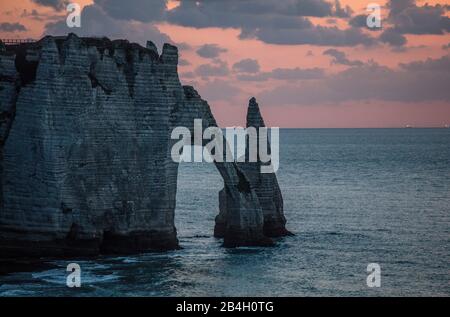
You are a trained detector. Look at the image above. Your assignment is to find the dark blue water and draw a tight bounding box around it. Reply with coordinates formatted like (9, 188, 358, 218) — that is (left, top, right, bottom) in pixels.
(1, 129, 449, 296)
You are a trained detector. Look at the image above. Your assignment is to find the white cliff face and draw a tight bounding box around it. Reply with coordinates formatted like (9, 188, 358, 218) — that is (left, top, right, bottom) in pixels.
(0, 34, 285, 258)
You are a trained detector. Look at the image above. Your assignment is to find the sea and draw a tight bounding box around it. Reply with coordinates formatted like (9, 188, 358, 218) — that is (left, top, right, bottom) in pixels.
(0, 128, 449, 296)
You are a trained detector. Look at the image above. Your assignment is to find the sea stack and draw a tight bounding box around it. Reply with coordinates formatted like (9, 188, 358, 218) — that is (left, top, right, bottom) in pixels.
(0, 34, 287, 258)
(215, 98, 292, 239)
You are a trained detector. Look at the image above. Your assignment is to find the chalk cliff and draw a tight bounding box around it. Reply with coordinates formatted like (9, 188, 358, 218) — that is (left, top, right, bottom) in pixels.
(0, 34, 288, 258)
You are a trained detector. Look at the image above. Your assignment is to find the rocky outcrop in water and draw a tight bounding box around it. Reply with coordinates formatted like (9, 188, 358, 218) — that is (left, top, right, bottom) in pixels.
(214, 98, 292, 240)
(0, 34, 288, 258)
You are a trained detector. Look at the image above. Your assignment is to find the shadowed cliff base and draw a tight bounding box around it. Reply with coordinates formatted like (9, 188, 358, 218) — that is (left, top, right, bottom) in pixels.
(0, 34, 291, 259)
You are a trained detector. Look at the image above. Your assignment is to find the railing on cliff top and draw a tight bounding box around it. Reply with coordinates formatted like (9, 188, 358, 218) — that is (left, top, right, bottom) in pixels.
(1, 39, 36, 45)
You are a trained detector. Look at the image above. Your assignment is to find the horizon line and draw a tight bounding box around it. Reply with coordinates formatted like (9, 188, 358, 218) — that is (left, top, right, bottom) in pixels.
(218, 126, 450, 129)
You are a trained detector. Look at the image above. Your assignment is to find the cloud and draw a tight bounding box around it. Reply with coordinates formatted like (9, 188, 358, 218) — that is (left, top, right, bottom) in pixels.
(323, 48, 363, 66)
(31, 0, 68, 11)
(44, 4, 171, 48)
(351, 0, 450, 46)
(195, 59, 230, 77)
(168, 0, 336, 27)
(399, 54, 450, 72)
(0, 22, 27, 32)
(379, 28, 407, 47)
(180, 71, 196, 79)
(271, 67, 325, 80)
(246, 25, 375, 46)
(297, 0, 334, 16)
(388, 0, 416, 18)
(348, 14, 380, 31)
(348, 14, 381, 32)
(232, 59, 260, 73)
(258, 55, 450, 105)
(21, 8, 62, 22)
(93, 0, 167, 22)
(175, 42, 192, 51)
(35, 0, 448, 50)
(197, 79, 241, 101)
(388, 0, 450, 35)
(196, 44, 227, 59)
(179, 59, 191, 66)
(167, 0, 374, 46)
(351, 0, 450, 48)
(237, 67, 325, 81)
(21, 9, 43, 21)
(333, 0, 353, 18)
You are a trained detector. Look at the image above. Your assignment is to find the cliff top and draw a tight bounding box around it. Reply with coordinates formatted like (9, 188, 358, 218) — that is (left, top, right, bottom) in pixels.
(0, 33, 178, 64)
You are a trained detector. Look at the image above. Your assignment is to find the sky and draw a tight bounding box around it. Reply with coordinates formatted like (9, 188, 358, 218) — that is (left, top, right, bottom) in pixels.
(1, 0, 449, 128)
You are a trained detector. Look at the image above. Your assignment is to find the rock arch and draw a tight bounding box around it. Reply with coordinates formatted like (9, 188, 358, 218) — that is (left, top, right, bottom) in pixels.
(0, 34, 289, 257)
(174, 87, 289, 247)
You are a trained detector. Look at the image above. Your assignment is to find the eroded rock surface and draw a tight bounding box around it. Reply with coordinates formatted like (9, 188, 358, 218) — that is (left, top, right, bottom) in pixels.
(0, 34, 285, 258)
(215, 98, 292, 239)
